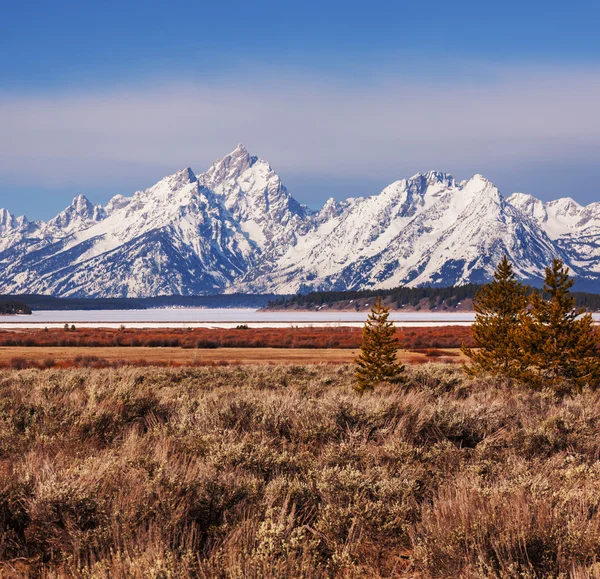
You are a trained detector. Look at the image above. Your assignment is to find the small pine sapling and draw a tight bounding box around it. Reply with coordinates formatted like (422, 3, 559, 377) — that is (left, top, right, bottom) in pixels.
(355, 297, 405, 393)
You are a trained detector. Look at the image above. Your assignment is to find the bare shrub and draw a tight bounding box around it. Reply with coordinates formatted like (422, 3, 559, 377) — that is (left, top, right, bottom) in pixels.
(0, 325, 473, 350)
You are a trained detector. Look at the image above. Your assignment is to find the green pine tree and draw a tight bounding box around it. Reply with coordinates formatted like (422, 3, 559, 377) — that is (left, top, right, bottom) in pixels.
(461, 255, 528, 378)
(517, 258, 600, 388)
(355, 297, 405, 393)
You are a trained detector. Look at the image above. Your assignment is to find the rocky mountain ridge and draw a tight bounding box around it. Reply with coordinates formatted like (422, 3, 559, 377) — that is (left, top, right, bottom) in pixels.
(0, 145, 598, 297)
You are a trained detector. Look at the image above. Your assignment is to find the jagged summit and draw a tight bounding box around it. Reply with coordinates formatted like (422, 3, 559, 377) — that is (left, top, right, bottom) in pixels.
(232, 142, 253, 158)
(71, 194, 95, 213)
(44, 194, 105, 233)
(148, 167, 197, 194)
(0, 209, 29, 232)
(0, 145, 599, 297)
(105, 194, 131, 214)
(179, 167, 198, 183)
(412, 170, 455, 185)
(202, 144, 259, 188)
(506, 192, 600, 241)
(0, 208, 15, 226)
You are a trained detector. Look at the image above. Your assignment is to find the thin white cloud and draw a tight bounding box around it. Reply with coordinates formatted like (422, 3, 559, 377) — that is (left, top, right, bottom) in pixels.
(1, 65, 600, 191)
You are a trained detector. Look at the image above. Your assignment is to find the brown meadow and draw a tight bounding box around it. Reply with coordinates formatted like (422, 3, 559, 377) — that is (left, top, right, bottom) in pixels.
(1, 364, 600, 577)
(0, 346, 463, 370)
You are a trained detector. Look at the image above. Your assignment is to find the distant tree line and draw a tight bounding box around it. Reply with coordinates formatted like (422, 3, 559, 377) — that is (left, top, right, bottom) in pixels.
(0, 293, 283, 311)
(268, 283, 600, 311)
(0, 301, 32, 315)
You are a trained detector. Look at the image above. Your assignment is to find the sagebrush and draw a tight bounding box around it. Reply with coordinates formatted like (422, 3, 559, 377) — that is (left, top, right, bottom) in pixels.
(2, 365, 600, 577)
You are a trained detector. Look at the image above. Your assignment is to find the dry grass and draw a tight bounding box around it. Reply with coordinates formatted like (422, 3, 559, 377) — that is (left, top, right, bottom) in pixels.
(0, 346, 465, 368)
(1, 364, 600, 577)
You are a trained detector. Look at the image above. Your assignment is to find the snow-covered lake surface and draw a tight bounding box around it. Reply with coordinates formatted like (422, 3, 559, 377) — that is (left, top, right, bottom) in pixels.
(1, 308, 598, 329)
(0, 308, 479, 328)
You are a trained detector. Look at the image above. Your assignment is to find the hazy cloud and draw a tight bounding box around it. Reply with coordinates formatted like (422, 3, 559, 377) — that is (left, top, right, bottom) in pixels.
(2, 65, 600, 211)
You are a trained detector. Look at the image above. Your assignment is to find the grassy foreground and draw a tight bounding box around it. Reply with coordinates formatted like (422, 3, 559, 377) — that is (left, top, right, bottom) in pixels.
(1, 365, 600, 577)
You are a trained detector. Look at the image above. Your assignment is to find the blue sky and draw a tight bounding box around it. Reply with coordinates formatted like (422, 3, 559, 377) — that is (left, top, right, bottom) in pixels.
(2, 0, 600, 218)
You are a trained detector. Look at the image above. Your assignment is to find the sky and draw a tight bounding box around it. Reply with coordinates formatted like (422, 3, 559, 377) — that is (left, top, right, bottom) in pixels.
(2, 0, 600, 219)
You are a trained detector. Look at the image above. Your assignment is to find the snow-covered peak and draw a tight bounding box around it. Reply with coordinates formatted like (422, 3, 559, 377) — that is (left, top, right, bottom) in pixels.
(14, 215, 29, 228)
(396, 172, 456, 208)
(0, 209, 34, 252)
(545, 197, 599, 236)
(459, 173, 494, 190)
(580, 202, 600, 224)
(45, 194, 106, 235)
(506, 193, 599, 239)
(416, 170, 455, 187)
(439, 173, 503, 220)
(0, 208, 28, 239)
(316, 197, 350, 222)
(546, 197, 582, 217)
(0, 208, 16, 231)
(123, 168, 200, 216)
(105, 194, 131, 215)
(202, 144, 258, 189)
(197, 144, 308, 250)
(145, 168, 197, 196)
(507, 192, 537, 207)
(506, 192, 547, 222)
(425, 170, 452, 180)
(176, 167, 197, 184)
(72, 194, 95, 216)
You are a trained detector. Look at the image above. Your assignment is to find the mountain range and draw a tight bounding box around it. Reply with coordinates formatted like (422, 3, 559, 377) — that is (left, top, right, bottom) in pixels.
(1, 144, 599, 297)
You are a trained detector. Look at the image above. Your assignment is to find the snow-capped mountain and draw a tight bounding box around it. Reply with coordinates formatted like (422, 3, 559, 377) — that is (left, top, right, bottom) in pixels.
(233, 172, 573, 293)
(506, 193, 600, 285)
(0, 145, 598, 297)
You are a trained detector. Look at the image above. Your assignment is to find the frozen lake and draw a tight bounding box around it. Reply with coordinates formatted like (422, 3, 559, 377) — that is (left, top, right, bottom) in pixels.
(0, 308, 479, 328)
(1, 308, 598, 329)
